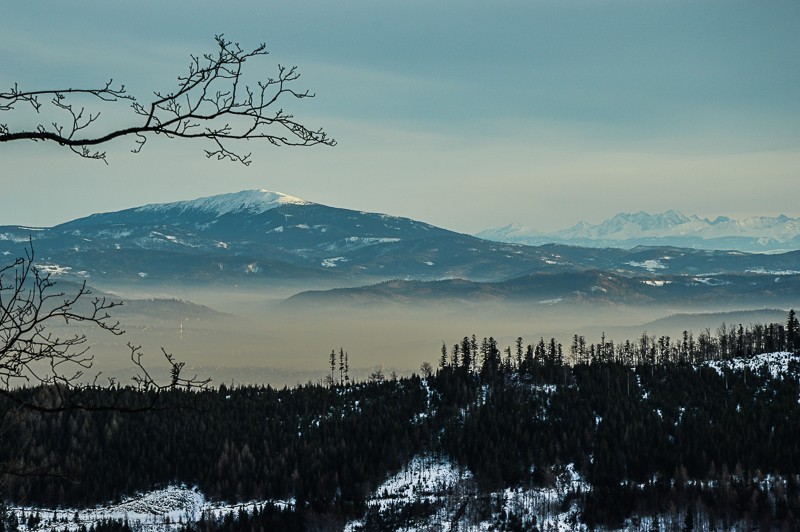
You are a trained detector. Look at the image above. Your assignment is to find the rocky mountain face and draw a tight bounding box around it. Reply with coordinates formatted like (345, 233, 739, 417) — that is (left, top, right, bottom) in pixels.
(477, 211, 800, 253)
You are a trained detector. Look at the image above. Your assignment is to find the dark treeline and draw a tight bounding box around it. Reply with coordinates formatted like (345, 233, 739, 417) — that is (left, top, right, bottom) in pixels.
(0, 311, 799, 530)
(437, 309, 799, 374)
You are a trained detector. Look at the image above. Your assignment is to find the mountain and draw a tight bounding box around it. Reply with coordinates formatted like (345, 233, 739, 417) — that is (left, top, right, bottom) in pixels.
(41, 279, 231, 323)
(1, 189, 474, 283)
(1, 191, 799, 292)
(477, 211, 800, 253)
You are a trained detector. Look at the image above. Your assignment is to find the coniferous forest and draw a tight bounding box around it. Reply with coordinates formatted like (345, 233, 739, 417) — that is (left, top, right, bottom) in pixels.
(1, 311, 800, 530)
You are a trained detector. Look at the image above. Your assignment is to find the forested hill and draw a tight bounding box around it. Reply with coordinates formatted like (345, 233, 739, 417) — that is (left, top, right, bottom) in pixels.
(1, 312, 800, 530)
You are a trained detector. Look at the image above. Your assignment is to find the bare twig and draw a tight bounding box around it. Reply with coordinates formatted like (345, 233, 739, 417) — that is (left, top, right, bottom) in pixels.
(0, 35, 335, 164)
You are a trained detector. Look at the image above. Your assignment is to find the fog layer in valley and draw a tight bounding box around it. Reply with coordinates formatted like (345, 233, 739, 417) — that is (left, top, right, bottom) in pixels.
(67, 284, 793, 387)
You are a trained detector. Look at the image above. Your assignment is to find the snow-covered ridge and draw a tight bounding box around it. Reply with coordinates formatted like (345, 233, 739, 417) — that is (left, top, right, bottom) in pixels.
(477, 211, 800, 252)
(136, 189, 312, 217)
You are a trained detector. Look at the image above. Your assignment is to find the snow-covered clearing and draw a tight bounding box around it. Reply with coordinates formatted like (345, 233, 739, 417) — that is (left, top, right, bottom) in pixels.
(703, 351, 796, 379)
(9, 486, 293, 531)
(321, 256, 347, 268)
(626, 259, 666, 272)
(345, 456, 590, 531)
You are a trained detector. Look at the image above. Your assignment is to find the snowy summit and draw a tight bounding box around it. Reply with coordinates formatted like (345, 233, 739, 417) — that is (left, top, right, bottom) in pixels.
(136, 189, 312, 217)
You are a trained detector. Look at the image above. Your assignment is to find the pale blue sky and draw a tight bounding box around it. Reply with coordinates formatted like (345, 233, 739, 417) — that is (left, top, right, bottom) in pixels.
(1, 1, 798, 232)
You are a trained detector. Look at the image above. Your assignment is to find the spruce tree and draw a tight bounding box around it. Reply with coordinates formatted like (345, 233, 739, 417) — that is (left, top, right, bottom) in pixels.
(787, 309, 798, 352)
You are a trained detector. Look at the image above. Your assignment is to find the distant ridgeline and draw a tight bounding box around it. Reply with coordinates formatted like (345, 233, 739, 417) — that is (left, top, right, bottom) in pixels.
(1, 311, 799, 530)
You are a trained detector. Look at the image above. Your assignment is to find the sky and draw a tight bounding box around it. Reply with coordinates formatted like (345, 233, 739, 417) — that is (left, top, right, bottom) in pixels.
(1, 1, 799, 233)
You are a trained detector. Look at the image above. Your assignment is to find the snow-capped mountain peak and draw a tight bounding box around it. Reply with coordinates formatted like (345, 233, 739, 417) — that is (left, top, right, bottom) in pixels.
(476, 211, 800, 252)
(474, 223, 539, 241)
(136, 189, 312, 217)
(604, 210, 692, 232)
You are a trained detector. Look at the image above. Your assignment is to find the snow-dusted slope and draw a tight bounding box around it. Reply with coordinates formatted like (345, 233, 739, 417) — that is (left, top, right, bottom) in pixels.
(477, 211, 800, 252)
(345, 455, 588, 531)
(136, 189, 311, 217)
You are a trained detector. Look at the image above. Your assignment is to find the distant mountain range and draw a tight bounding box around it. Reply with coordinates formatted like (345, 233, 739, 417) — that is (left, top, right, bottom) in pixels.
(1, 190, 799, 307)
(476, 211, 800, 253)
(286, 270, 800, 308)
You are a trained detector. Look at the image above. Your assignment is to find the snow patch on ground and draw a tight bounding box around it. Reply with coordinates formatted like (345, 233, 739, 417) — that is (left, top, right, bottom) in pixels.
(746, 267, 800, 275)
(692, 276, 730, 286)
(96, 228, 133, 239)
(345, 236, 402, 245)
(0, 233, 29, 243)
(322, 257, 348, 268)
(627, 259, 666, 272)
(37, 264, 72, 276)
(642, 279, 672, 287)
(703, 351, 797, 379)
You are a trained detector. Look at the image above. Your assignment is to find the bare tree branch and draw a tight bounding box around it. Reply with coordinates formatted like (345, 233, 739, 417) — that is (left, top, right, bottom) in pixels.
(0, 239, 210, 417)
(0, 35, 335, 164)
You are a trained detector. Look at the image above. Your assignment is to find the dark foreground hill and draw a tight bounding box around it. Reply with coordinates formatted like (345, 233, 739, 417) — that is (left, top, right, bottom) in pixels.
(3, 315, 799, 530)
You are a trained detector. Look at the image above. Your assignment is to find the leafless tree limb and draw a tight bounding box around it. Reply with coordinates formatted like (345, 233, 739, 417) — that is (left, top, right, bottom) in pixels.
(0, 35, 335, 165)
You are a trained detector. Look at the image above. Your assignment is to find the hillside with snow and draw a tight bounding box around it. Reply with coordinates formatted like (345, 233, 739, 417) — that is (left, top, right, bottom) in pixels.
(8, 350, 800, 531)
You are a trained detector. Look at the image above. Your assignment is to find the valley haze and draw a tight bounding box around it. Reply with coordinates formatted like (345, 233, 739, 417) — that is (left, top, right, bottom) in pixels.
(1, 188, 797, 386)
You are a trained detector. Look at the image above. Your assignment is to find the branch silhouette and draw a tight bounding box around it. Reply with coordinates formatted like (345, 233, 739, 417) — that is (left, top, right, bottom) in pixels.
(0, 35, 335, 165)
